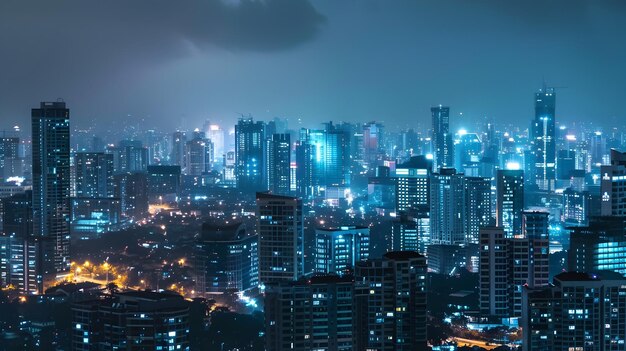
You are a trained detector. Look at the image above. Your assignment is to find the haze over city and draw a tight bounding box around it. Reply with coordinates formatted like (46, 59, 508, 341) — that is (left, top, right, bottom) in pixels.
(2, 0, 626, 130)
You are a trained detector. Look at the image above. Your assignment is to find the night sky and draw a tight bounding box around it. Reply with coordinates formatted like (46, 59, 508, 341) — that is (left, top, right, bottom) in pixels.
(2, 0, 626, 131)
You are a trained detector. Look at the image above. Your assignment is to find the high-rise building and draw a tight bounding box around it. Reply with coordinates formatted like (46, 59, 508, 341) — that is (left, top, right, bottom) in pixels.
(430, 168, 466, 245)
(170, 131, 186, 166)
(479, 227, 509, 317)
(32, 101, 71, 291)
(562, 188, 592, 226)
(479, 212, 549, 318)
(235, 118, 265, 193)
(265, 275, 354, 351)
(74, 152, 115, 198)
(395, 155, 432, 216)
(266, 133, 291, 195)
(362, 121, 384, 166)
(0, 191, 39, 293)
(568, 216, 626, 275)
(600, 149, 626, 216)
(455, 132, 482, 176)
(193, 221, 257, 295)
(72, 291, 190, 351)
(113, 172, 149, 220)
(108, 140, 149, 174)
(464, 176, 492, 244)
(147, 165, 181, 202)
(522, 271, 626, 351)
(184, 129, 213, 176)
(530, 86, 556, 190)
(496, 169, 524, 237)
(509, 211, 549, 316)
(354, 251, 428, 351)
(431, 105, 454, 171)
(314, 225, 369, 275)
(390, 213, 430, 255)
(256, 192, 303, 285)
(0, 136, 20, 181)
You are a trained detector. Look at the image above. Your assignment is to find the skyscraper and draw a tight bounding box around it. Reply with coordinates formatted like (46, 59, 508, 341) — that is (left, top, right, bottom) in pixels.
(354, 251, 428, 351)
(74, 152, 115, 198)
(496, 169, 524, 237)
(395, 155, 432, 216)
(0, 136, 20, 181)
(479, 227, 509, 317)
(430, 168, 466, 245)
(256, 192, 303, 285)
(32, 101, 71, 291)
(266, 133, 291, 195)
(431, 105, 453, 171)
(314, 225, 369, 275)
(600, 149, 626, 216)
(530, 86, 556, 190)
(464, 176, 493, 244)
(235, 118, 265, 193)
(184, 129, 213, 176)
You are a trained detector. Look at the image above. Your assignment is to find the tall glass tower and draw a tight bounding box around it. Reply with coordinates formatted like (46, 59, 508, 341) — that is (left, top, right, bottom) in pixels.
(32, 100, 71, 291)
(531, 86, 556, 190)
(431, 105, 453, 171)
(235, 117, 265, 193)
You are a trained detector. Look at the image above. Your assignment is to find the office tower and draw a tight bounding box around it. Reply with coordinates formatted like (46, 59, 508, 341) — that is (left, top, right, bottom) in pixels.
(256, 192, 303, 284)
(298, 124, 350, 198)
(530, 86, 556, 190)
(314, 225, 369, 275)
(479, 227, 509, 317)
(184, 129, 213, 176)
(464, 176, 492, 244)
(0, 191, 38, 293)
(390, 212, 430, 255)
(235, 118, 265, 193)
(562, 188, 591, 226)
(354, 251, 428, 351)
(32, 101, 71, 291)
(0, 136, 20, 181)
(431, 105, 453, 171)
(600, 149, 626, 216)
(455, 132, 482, 175)
(170, 131, 186, 166)
(113, 172, 149, 220)
(496, 169, 524, 237)
(362, 121, 384, 166)
(266, 133, 291, 195)
(368, 166, 396, 211)
(557, 149, 576, 180)
(568, 216, 626, 275)
(430, 168, 466, 245)
(193, 221, 258, 295)
(108, 140, 149, 174)
(206, 124, 225, 162)
(265, 275, 354, 351)
(74, 152, 115, 198)
(509, 211, 549, 317)
(522, 271, 626, 351)
(395, 155, 432, 216)
(147, 165, 181, 202)
(294, 139, 313, 199)
(72, 291, 190, 351)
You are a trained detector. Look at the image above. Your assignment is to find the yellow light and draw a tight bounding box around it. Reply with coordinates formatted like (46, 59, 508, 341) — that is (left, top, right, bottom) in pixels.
(84, 261, 90, 267)
(76, 267, 82, 273)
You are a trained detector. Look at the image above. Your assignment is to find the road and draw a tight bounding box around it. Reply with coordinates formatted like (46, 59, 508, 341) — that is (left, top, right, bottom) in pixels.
(452, 337, 501, 350)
